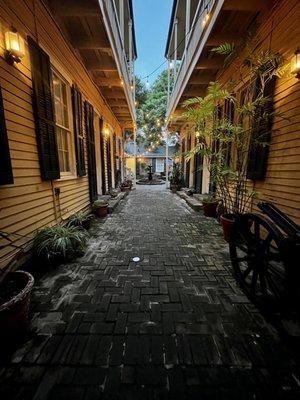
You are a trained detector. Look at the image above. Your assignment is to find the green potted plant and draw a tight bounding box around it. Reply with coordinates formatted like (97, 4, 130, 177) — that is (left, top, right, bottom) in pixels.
(170, 162, 183, 193)
(67, 212, 94, 230)
(92, 199, 109, 217)
(32, 225, 88, 264)
(202, 195, 219, 218)
(184, 43, 287, 241)
(121, 179, 132, 193)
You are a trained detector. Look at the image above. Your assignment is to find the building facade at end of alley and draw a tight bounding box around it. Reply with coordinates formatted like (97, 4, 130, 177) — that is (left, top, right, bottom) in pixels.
(0, 0, 137, 269)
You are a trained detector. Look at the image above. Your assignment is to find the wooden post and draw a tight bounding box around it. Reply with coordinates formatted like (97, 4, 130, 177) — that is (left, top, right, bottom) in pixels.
(174, 19, 178, 80)
(185, 0, 191, 47)
(119, 0, 124, 42)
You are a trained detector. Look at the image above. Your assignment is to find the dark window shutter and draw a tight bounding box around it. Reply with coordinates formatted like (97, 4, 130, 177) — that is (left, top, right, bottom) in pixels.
(71, 85, 86, 176)
(28, 36, 60, 180)
(0, 85, 13, 185)
(247, 77, 276, 181)
(85, 101, 97, 202)
(99, 118, 106, 194)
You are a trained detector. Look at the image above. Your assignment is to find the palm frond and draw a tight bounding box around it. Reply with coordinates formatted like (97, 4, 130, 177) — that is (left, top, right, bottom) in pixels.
(211, 43, 235, 56)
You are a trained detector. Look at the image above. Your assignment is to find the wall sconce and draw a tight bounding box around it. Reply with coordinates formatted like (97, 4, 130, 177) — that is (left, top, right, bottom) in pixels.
(103, 127, 110, 137)
(4, 28, 25, 65)
(202, 8, 210, 27)
(292, 49, 300, 79)
(195, 131, 200, 137)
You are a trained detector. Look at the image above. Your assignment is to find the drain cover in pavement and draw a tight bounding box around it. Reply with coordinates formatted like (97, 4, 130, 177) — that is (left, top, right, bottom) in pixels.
(132, 257, 140, 262)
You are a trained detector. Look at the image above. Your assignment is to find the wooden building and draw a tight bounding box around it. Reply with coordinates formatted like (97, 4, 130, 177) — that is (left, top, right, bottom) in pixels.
(0, 0, 137, 269)
(165, 0, 300, 224)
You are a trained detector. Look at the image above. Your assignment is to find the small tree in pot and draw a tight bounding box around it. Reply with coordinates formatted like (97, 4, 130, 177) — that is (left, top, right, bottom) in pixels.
(170, 162, 183, 193)
(184, 44, 287, 239)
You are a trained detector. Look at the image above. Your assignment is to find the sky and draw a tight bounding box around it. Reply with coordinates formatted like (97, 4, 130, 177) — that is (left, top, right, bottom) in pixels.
(133, 0, 173, 85)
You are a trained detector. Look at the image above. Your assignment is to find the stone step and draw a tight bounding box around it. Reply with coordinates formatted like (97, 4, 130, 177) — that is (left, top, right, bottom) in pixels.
(176, 190, 203, 212)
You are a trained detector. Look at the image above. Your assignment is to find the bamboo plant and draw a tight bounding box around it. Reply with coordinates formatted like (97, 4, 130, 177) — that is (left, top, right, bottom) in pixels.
(183, 44, 288, 216)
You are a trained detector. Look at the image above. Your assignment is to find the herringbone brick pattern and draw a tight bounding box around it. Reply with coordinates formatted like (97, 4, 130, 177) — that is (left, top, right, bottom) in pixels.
(0, 186, 299, 399)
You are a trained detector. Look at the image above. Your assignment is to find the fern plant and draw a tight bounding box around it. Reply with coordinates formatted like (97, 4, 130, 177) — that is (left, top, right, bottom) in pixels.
(32, 225, 88, 263)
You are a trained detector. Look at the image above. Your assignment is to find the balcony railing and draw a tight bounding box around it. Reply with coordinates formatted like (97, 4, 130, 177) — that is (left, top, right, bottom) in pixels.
(167, 0, 224, 121)
(100, 0, 136, 120)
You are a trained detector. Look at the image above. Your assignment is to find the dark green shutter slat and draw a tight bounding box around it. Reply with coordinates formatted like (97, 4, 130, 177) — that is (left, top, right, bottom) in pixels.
(99, 118, 106, 194)
(85, 101, 97, 202)
(28, 36, 60, 181)
(71, 85, 86, 176)
(0, 85, 13, 185)
(247, 77, 276, 181)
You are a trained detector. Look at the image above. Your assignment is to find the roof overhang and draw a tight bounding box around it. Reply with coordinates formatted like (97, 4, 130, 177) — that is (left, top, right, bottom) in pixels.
(48, 0, 137, 129)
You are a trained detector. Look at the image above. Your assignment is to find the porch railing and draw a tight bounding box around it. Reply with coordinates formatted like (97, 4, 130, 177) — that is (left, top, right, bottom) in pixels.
(167, 0, 224, 121)
(100, 0, 136, 121)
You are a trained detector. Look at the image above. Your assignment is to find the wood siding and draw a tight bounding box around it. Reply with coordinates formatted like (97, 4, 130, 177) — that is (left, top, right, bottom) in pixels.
(0, 0, 124, 269)
(216, 0, 300, 224)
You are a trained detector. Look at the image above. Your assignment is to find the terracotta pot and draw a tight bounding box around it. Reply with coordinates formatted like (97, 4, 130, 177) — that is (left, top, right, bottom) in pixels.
(220, 214, 235, 242)
(0, 271, 34, 333)
(202, 201, 219, 218)
(95, 205, 108, 217)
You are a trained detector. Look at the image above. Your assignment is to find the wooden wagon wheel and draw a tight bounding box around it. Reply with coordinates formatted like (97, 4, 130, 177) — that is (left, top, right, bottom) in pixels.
(229, 213, 287, 308)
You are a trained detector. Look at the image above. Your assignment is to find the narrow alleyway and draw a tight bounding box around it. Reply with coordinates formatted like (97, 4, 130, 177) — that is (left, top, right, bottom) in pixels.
(1, 187, 299, 400)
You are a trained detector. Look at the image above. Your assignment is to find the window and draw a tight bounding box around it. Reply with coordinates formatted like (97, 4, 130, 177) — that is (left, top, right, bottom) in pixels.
(52, 71, 73, 174)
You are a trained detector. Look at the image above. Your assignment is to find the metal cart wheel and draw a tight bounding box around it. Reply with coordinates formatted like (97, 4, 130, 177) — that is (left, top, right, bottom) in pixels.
(229, 213, 287, 308)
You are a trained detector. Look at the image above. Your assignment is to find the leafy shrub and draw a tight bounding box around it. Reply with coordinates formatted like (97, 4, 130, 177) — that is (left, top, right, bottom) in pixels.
(92, 200, 108, 208)
(66, 212, 94, 229)
(32, 225, 88, 263)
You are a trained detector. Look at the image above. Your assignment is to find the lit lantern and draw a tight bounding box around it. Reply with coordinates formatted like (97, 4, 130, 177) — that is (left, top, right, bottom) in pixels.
(195, 131, 200, 137)
(5, 29, 25, 64)
(292, 49, 300, 79)
(103, 127, 110, 137)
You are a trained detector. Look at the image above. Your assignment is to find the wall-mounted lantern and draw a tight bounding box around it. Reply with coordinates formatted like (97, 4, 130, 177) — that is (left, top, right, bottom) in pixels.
(4, 28, 25, 65)
(103, 127, 110, 138)
(292, 49, 300, 79)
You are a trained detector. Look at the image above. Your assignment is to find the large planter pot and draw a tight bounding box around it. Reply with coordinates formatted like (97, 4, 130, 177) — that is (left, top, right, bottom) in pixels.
(220, 213, 235, 242)
(0, 271, 34, 333)
(121, 186, 130, 193)
(203, 201, 219, 218)
(94, 205, 108, 218)
(170, 184, 178, 193)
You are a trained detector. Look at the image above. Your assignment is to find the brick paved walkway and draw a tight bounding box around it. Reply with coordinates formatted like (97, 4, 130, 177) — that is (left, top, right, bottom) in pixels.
(1, 186, 300, 399)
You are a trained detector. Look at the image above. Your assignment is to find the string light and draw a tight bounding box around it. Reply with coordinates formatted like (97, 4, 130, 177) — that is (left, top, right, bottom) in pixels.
(202, 9, 210, 26)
